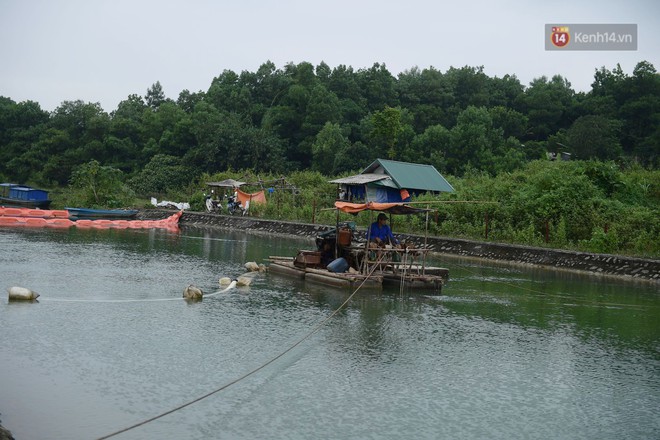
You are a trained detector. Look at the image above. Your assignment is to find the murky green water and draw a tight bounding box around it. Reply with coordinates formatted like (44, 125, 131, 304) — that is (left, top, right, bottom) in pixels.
(1, 226, 659, 440)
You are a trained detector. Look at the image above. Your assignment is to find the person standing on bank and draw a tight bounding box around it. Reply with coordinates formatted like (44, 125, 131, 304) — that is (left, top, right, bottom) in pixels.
(367, 213, 399, 246)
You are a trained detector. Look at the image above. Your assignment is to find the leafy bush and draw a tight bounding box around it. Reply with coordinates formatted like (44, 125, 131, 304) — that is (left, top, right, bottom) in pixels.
(68, 160, 135, 208)
(128, 154, 192, 196)
(188, 191, 206, 212)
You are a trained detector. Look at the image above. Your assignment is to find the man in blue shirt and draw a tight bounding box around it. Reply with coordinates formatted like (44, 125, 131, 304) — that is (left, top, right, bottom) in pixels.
(367, 213, 399, 245)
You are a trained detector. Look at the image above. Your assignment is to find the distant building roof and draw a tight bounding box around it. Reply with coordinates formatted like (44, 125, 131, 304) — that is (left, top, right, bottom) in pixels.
(360, 159, 455, 193)
(329, 173, 390, 185)
(206, 179, 246, 188)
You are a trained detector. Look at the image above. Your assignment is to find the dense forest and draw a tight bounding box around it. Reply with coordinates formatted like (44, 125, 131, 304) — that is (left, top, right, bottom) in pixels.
(0, 60, 658, 256)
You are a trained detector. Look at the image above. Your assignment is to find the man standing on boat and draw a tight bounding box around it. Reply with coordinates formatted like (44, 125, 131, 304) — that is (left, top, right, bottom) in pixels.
(367, 213, 399, 246)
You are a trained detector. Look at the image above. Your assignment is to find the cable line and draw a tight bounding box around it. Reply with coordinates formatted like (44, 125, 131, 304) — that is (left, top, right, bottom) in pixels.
(96, 253, 387, 440)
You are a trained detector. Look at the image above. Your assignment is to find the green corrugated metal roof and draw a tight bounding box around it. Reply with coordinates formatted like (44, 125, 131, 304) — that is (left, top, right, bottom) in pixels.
(362, 159, 455, 193)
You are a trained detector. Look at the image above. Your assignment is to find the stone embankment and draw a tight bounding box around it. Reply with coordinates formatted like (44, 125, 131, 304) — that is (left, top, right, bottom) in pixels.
(141, 209, 660, 282)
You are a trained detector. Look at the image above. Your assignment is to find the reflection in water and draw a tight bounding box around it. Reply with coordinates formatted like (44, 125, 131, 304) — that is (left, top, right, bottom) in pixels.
(0, 225, 658, 440)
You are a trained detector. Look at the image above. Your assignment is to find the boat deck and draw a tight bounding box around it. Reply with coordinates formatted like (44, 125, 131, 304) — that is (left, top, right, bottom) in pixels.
(268, 257, 383, 290)
(268, 256, 447, 294)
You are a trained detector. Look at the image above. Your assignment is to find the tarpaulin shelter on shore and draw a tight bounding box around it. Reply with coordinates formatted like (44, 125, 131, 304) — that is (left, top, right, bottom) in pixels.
(206, 179, 266, 206)
(329, 159, 455, 203)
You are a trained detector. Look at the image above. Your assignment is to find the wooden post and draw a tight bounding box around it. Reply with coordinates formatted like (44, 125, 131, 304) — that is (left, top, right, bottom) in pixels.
(484, 212, 489, 239)
(545, 220, 549, 243)
(422, 206, 429, 275)
(335, 208, 340, 259)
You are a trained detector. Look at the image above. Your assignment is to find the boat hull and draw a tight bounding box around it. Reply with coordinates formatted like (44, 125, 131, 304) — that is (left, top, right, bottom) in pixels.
(268, 258, 447, 293)
(382, 273, 444, 291)
(269, 259, 383, 290)
(0, 197, 52, 209)
(66, 207, 139, 219)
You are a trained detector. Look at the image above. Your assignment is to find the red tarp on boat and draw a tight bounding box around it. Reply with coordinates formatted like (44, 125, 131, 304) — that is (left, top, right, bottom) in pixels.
(334, 201, 429, 215)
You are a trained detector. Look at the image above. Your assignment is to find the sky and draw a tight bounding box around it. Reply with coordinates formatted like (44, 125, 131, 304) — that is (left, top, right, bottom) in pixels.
(1, 0, 658, 113)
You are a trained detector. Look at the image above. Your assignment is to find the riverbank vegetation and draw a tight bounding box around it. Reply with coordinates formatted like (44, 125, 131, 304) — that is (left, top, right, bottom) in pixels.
(1, 60, 658, 257)
(188, 162, 658, 258)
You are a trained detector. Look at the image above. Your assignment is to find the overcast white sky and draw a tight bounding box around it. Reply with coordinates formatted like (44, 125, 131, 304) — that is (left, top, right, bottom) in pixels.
(1, 0, 658, 112)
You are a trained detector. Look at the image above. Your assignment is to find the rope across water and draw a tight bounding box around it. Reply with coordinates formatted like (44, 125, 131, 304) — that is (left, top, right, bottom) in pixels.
(95, 253, 388, 439)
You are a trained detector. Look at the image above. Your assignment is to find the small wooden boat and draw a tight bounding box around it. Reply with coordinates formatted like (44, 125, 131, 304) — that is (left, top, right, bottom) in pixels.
(66, 207, 139, 220)
(268, 202, 449, 294)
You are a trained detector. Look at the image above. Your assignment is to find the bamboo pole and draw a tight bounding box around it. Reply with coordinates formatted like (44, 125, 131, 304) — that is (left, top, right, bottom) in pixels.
(422, 205, 429, 275)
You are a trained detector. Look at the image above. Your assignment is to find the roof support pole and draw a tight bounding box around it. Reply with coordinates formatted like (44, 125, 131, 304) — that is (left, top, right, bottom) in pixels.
(422, 205, 430, 275)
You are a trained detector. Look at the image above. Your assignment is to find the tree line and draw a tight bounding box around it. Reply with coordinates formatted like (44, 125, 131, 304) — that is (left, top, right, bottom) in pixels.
(0, 60, 658, 191)
(0, 60, 657, 257)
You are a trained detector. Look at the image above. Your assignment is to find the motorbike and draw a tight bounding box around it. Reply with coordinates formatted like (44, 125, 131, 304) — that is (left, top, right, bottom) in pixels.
(226, 195, 247, 216)
(205, 194, 222, 213)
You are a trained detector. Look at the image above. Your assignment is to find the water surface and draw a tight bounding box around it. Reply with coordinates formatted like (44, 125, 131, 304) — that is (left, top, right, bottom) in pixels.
(1, 226, 658, 440)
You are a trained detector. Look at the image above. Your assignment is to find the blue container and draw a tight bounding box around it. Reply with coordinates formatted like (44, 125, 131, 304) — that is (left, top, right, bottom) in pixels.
(327, 257, 349, 273)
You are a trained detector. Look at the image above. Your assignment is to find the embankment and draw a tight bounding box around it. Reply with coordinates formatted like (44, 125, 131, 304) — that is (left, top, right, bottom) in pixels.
(141, 209, 660, 282)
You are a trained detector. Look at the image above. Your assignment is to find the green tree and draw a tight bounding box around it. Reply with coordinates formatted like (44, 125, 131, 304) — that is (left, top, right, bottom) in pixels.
(311, 122, 349, 174)
(145, 81, 167, 109)
(206, 69, 245, 114)
(408, 124, 452, 167)
(332, 141, 372, 175)
(566, 115, 623, 160)
(488, 106, 528, 139)
(176, 89, 205, 113)
(445, 65, 490, 109)
(488, 74, 525, 108)
(301, 84, 341, 138)
(0, 98, 49, 180)
(356, 63, 398, 112)
(32, 100, 108, 184)
(129, 154, 191, 195)
(371, 106, 403, 159)
(516, 75, 576, 141)
(69, 159, 134, 207)
(397, 66, 454, 131)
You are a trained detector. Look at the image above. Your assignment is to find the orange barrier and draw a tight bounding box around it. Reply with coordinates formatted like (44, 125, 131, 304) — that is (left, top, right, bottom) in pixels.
(0, 207, 69, 218)
(25, 218, 47, 226)
(0, 217, 20, 225)
(44, 219, 75, 228)
(0, 211, 182, 231)
(0, 208, 23, 216)
(73, 219, 95, 227)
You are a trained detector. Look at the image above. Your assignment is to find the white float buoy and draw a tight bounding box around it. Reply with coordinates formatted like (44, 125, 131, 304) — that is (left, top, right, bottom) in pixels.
(219, 277, 232, 286)
(183, 284, 203, 300)
(8, 286, 40, 301)
(236, 276, 252, 287)
(244, 261, 260, 272)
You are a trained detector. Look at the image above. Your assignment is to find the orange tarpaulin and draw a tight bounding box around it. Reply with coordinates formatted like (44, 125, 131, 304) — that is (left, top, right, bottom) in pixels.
(334, 201, 428, 215)
(236, 189, 267, 205)
(335, 201, 402, 213)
